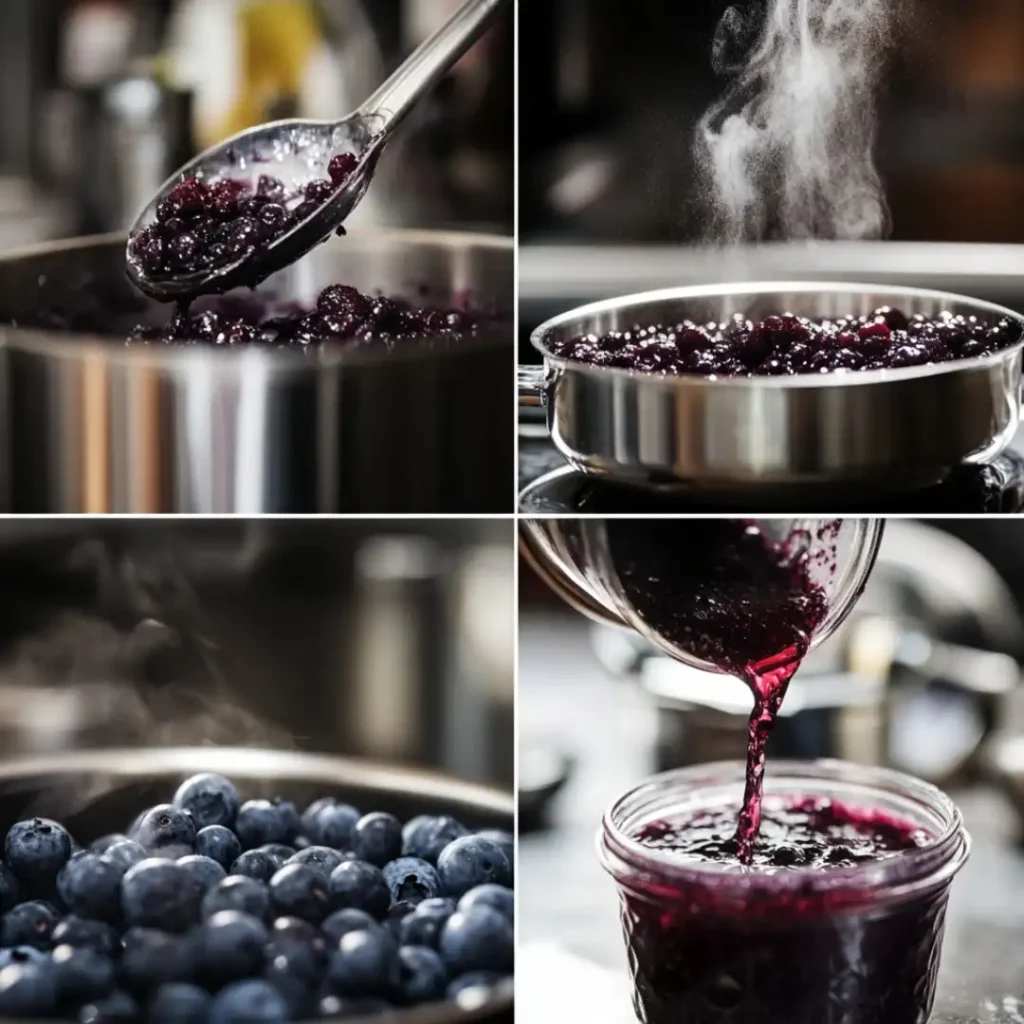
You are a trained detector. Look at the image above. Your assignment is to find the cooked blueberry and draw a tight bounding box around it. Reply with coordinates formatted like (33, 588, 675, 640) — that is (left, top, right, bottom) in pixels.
(328, 861, 390, 919)
(301, 799, 360, 849)
(458, 883, 513, 920)
(269, 863, 330, 923)
(57, 853, 124, 922)
(120, 859, 202, 932)
(173, 774, 240, 830)
(321, 908, 380, 945)
(78, 988, 139, 1022)
(327, 928, 399, 998)
(5, 818, 73, 882)
(197, 910, 270, 983)
(1, 900, 60, 949)
(256, 175, 285, 201)
(437, 836, 510, 897)
(382, 856, 441, 905)
(230, 850, 278, 883)
(352, 812, 402, 867)
(194, 826, 241, 869)
(177, 854, 227, 892)
(402, 815, 470, 864)
(51, 943, 116, 1003)
(304, 179, 334, 205)
(134, 805, 197, 854)
(398, 898, 456, 949)
(235, 800, 291, 850)
(0, 960, 59, 1017)
(147, 981, 212, 1024)
(51, 916, 118, 957)
(209, 978, 289, 1023)
(439, 907, 513, 975)
(203, 875, 271, 922)
(328, 153, 357, 185)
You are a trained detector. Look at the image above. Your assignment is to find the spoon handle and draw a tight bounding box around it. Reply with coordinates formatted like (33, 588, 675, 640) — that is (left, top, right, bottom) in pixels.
(354, 0, 508, 139)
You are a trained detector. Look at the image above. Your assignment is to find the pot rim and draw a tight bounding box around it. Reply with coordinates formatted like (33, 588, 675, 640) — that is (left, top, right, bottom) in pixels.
(0, 228, 513, 372)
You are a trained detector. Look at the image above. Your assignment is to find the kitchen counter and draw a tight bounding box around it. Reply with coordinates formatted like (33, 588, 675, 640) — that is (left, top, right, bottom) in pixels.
(518, 613, 1024, 1024)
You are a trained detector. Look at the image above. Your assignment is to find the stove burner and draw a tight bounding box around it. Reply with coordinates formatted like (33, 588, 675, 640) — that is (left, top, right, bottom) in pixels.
(518, 440, 1024, 514)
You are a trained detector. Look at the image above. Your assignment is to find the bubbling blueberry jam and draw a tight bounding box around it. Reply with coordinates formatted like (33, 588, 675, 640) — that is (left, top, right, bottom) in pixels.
(549, 306, 1021, 377)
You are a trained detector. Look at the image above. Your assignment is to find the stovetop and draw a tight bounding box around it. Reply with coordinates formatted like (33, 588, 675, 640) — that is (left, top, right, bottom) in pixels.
(518, 435, 1024, 514)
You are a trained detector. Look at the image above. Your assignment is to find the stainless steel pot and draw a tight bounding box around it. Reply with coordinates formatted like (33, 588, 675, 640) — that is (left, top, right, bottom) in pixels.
(0, 746, 514, 1024)
(519, 282, 1024, 501)
(0, 229, 512, 513)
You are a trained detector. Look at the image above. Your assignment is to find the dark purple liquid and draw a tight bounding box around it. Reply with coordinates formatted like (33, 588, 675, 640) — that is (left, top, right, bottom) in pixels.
(604, 520, 832, 859)
(550, 306, 1021, 377)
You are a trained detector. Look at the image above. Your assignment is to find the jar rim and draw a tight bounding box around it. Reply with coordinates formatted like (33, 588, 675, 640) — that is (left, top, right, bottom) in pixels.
(598, 759, 971, 909)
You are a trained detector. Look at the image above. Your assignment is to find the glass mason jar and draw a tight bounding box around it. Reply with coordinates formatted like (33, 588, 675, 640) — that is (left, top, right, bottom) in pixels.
(598, 759, 970, 1024)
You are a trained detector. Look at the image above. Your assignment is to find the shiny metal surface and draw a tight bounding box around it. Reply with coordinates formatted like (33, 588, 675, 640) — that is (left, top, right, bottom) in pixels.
(0, 229, 512, 513)
(523, 282, 1024, 499)
(0, 746, 513, 1024)
(128, 0, 509, 299)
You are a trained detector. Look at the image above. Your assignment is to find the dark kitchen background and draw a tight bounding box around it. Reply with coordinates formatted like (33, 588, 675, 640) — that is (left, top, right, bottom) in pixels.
(0, 518, 514, 789)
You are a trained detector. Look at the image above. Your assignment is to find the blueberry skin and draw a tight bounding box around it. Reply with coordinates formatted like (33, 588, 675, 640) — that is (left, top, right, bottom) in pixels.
(397, 944, 448, 1003)
(328, 860, 390, 919)
(328, 928, 400, 998)
(194, 826, 241, 869)
(57, 853, 124, 922)
(235, 800, 291, 850)
(264, 938, 322, 989)
(5, 818, 73, 882)
(177, 854, 227, 893)
(0, 861, 20, 912)
(351, 812, 402, 867)
(257, 844, 296, 870)
(102, 840, 147, 872)
(50, 943, 115, 1003)
(134, 805, 197, 854)
(476, 829, 514, 875)
(439, 907, 513, 975)
(301, 800, 360, 849)
(273, 800, 301, 842)
(458, 883, 514, 920)
(321, 908, 379, 945)
(209, 979, 289, 1023)
(0, 946, 46, 969)
(198, 910, 270, 983)
(268, 863, 331, 924)
(382, 856, 442, 905)
(0, 960, 59, 1017)
(1, 899, 60, 949)
(51, 916, 119, 957)
(120, 859, 203, 932)
(286, 846, 344, 877)
(446, 970, 504, 1000)
(437, 837, 511, 897)
(230, 850, 277, 883)
(270, 916, 327, 960)
(147, 982, 212, 1024)
(89, 834, 129, 855)
(120, 927, 198, 991)
(318, 994, 396, 1018)
(202, 876, 270, 922)
(399, 898, 456, 949)
(78, 988, 139, 1022)
(173, 773, 240, 830)
(402, 815, 470, 865)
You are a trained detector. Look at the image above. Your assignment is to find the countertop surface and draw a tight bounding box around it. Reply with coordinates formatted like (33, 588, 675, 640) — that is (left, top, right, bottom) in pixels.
(518, 613, 1024, 1024)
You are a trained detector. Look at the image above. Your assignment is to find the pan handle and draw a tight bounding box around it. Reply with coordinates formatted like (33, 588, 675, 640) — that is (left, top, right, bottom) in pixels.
(518, 364, 546, 408)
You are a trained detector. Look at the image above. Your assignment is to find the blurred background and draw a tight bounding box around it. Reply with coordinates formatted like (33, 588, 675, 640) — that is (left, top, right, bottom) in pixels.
(518, 517, 1024, 1023)
(0, 517, 514, 788)
(0, 0, 513, 246)
(519, 0, 1024, 360)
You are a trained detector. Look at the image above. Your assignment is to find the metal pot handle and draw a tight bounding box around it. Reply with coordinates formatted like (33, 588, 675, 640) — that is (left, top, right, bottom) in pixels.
(518, 364, 546, 408)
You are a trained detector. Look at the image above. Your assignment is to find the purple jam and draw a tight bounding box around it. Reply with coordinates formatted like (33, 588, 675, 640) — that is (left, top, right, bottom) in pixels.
(549, 306, 1021, 377)
(618, 798, 948, 1024)
(604, 519, 832, 859)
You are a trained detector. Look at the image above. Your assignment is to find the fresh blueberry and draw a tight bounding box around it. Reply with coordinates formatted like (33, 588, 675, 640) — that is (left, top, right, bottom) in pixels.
(262, 954, 317, 1020)
(321, 908, 380, 944)
(268, 863, 331, 924)
(177, 854, 227, 892)
(230, 850, 277, 883)
(147, 982, 212, 1024)
(352, 812, 402, 867)
(1, 900, 60, 949)
(476, 829, 514, 875)
(286, 846, 344, 877)
(51, 943, 115, 1003)
(134, 805, 197, 855)
(209, 979, 289, 1023)
(301, 799, 360, 849)
(446, 970, 504, 1001)
(78, 988, 139, 1022)
(264, 939, 322, 990)
(402, 815, 469, 864)
(202, 875, 270, 922)
(459, 883, 513, 920)
(328, 860, 390, 919)
(397, 944, 448, 1003)
(0, 960, 58, 1017)
(235, 800, 291, 850)
(198, 910, 270, 984)
(383, 901, 417, 941)
(318, 994, 396, 1018)
(382, 856, 441, 905)
(51, 916, 119, 957)
(0, 861, 20, 912)
(89, 835, 129, 855)
(119, 928, 197, 991)
(102, 840, 147, 872)
(0, 946, 46, 969)
(270, 915, 327, 956)
(398, 898, 456, 949)
(5, 818, 73, 882)
(173, 774, 240, 829)
(120, 859, 202, 932)
(257, 844, 296, 870)
(328, 928, 400, 998)
(437, 836, 510, 897)
(440, 907, 513, 975)
(194, 826, 241, 869)
(273, 800, 301, 842)
(57, 853, 124, 922)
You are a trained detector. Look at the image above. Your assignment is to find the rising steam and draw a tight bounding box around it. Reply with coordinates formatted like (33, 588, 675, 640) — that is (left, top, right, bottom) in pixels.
(697, 0, 901, 243)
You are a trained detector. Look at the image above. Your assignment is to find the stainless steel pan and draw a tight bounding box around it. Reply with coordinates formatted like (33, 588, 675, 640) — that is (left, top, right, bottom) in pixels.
(519, 282, 1024, 500)
(0, 229, 512, 514)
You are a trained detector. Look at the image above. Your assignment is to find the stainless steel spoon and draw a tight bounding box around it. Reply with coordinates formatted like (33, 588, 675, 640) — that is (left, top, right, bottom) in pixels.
(127, 0, 508, 301)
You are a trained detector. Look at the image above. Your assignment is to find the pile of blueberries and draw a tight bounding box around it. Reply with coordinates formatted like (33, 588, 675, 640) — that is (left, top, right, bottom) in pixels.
(0, 773, 513, 1022)
(549, 307, 1022, 377)
(127, 152, 359, 281)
